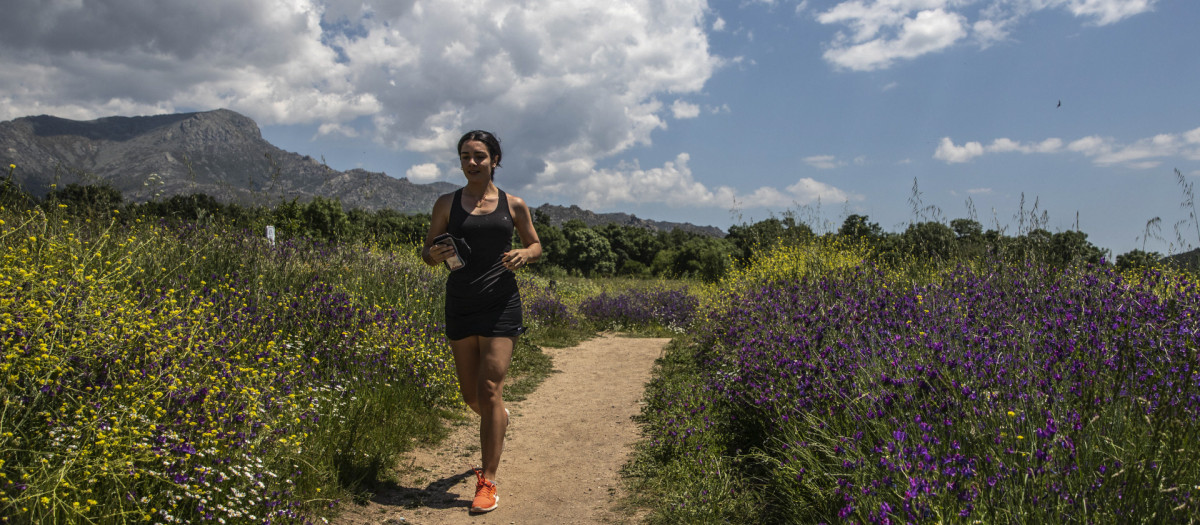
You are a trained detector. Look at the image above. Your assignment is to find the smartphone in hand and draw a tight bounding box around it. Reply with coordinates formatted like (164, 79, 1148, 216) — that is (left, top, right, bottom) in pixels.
(433, 233, 465, 270)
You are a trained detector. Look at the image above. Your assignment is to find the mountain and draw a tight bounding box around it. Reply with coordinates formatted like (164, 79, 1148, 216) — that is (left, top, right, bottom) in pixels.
(0, 109, 455, 213)
(1164, 248, 1200, 272)
(533, 203, 725, 237)
(0, 109, 723, 235)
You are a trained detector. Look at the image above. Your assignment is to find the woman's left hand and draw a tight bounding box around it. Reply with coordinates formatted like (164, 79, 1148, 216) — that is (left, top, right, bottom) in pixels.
(501, 249, 530, 271)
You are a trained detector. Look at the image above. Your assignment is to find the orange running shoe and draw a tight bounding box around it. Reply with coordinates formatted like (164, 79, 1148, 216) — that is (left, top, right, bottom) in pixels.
(471, 469, 499, 513)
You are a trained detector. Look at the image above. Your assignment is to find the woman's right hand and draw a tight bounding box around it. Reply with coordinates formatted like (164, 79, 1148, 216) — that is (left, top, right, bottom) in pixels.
(426, 242, 454, 264)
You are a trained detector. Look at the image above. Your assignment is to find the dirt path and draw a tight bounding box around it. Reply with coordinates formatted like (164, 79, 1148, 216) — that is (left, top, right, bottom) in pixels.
(334, 333, 671, 525)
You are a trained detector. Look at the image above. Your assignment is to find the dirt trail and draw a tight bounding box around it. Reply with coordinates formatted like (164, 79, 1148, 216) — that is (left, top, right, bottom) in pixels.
(334, 333, 671, 525)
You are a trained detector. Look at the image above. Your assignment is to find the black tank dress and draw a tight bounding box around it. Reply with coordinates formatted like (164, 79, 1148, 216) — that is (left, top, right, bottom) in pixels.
(443, 188, 525, 341)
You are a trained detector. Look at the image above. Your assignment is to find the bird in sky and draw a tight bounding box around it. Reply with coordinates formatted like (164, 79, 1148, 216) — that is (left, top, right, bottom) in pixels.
(1057, 100, 1062, 108)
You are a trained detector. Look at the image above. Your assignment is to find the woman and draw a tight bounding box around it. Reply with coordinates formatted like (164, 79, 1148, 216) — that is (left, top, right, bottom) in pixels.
(422, 130, 541, 513)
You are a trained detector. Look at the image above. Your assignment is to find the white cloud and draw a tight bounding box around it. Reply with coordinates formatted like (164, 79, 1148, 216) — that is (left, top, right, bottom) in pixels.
(804, 154, 866, 169)
(805, 155, 842, 169)
(1184, 127, 1200, 145)
(967, 188, 993, 195)
(1065, 0, 1158, 26)
(813, 0, 1158, 71)
(934, 137, 984, 163)
(986, 137, 1064, 154)
(537, 153, 859, 210)
(971, 18, 1010, 47)
(820, 7, 967, 71)
(1032, 138, 1065, 153)
(316, 122, 360, 138)
(937, 127, 1200, 168)
(785, 177, 856, 205)
(713, 17, 727, 31)
(0, 0, 720, 190)
(672, 100, 702, 119)
(1068, 132, 1185, 168)
(406, 163, 442, 183)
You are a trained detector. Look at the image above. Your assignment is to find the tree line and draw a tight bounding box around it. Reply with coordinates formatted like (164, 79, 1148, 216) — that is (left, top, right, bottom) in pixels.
(0, 177, 1175, 282)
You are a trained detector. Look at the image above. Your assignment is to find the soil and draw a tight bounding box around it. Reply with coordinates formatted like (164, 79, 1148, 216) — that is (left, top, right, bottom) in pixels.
(332, 333, 671, 525)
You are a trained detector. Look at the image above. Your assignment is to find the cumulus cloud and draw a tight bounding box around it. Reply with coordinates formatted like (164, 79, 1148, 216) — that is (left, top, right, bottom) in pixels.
(0, 0, 720, 191)
(819, 7, 968, 71)
(936, 127, 1199, 168)
(536, 153, 859, 210)
(672, 100, 702, 119)
(813, 0, 1158, 70)
(406, 163, 442, 183)
(1068, 131, 1197, 168)
(934, 137, 985, 163)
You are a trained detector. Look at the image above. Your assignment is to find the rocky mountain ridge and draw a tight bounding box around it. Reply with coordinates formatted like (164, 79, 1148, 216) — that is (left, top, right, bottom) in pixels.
(0, 109, 458, 214)
(535, 203, 724, 237)
(0, 109, 723, 236)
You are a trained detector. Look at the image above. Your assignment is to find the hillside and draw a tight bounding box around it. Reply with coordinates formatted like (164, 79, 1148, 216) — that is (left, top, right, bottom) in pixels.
(0, 110, 454, 213)
(1164, 247, 1200, 273)
(0, 109, 722, 235)
(535, 203, 724, 237)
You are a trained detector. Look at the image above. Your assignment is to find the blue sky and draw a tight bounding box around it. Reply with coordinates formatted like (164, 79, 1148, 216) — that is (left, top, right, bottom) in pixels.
(2, 0, 1197, 255)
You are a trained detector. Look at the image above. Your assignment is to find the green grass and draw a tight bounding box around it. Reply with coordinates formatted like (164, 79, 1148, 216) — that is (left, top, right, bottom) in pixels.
(621, 335, 766, 524)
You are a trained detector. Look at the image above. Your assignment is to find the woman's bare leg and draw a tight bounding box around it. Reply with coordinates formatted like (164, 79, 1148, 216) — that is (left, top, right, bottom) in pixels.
(450, 335, 515, 482)
(450, 336, 484, 415)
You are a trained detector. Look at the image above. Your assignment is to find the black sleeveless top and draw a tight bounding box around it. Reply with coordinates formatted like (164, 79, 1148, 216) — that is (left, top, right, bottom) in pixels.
(445, 188, 518, 299)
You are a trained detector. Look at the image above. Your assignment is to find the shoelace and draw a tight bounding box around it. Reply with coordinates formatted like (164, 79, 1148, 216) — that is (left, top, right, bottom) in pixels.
(473, 468, 495, 491)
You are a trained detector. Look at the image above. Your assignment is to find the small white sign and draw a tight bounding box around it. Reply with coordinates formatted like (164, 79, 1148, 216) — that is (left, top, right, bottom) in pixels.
(266, 225, 276, 245)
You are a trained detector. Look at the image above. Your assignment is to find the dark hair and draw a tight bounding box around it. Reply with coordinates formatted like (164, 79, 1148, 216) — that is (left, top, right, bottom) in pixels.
(457, 130, 502, 171)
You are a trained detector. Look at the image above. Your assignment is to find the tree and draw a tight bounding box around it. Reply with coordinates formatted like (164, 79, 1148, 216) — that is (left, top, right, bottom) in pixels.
(534, 212, 570, 271)
(300, 197, 350, 240)
(678, 238, 735, 282)
(658, 227, 707, 250)
(1115, 249, 1161, 273)
(1048, 230, 1106, 267)
(902, 221, 957, 261)
(46, 183, 123, 214)
(271, 199, 305, 236)
(951, 218, 983, 241)
(951, 218, 986, 259)
(563, 220, 616, 276)
(158, 193, 223, 222)
(1009, 228, 1053, 263)
(597, 224, 661, 275)
(839, 214, 883, 240)
(725, 217, 814, 266)
(650, 237, 735, 282)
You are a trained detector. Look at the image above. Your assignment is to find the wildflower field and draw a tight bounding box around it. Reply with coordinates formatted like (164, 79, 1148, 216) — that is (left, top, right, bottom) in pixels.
(0, 203, 473, 524)
(6, 192, 1199, 525)
(0, 192, 700, 524)
(629, 240, 1200, 524)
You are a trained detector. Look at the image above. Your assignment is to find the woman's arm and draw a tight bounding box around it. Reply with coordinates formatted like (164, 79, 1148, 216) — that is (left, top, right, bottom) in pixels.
(502, 194, 542, 270)
(422, 193, 455, 266)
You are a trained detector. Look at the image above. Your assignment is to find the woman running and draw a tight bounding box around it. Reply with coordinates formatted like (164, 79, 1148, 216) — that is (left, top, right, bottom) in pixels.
(422, 130, 542, 513)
